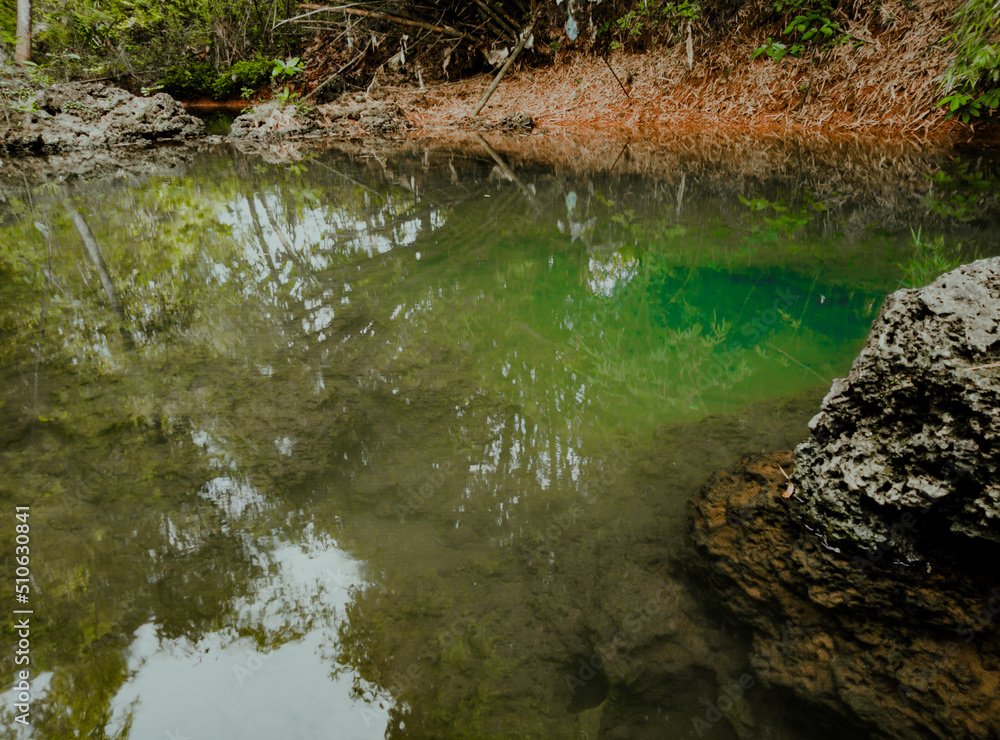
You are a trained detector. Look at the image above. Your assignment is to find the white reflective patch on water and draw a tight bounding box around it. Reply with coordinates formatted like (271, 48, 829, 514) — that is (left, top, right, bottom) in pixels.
(198, 476, 266, 519)
(0, 672, 54, 737)
(106, 542, 387, 740)
(587, 254, 639, 297)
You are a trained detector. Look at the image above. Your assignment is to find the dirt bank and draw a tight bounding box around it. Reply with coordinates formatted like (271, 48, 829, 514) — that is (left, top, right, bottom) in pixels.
(396, 48, 983, 142)
(288, 0, 992, 143)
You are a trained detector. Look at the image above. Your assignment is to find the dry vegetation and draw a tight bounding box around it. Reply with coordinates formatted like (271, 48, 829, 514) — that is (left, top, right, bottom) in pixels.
(280, 0, 994, 140)
(388, 0, 972, 138)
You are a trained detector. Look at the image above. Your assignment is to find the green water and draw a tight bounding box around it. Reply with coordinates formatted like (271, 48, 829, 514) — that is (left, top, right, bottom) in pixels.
(0, 139, 997, 739)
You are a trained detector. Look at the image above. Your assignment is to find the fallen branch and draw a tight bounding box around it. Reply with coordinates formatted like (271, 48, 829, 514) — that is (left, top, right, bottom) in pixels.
(274, 3, 363, 29)
(473, 0, 518, 42)
(298, 3, 467, 39)
(765, 342, 826, 380)
(472, 10, 540, 116)
(601, 55, 629, 98)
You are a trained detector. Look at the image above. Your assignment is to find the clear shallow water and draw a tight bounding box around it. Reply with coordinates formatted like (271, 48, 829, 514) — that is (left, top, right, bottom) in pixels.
(0, 137, 998, 739)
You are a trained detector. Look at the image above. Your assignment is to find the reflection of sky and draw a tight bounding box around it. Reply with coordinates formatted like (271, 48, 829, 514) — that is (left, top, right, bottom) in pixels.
(218, 190, 434, 266)
(106, 537, 387, 740)
(587, 253, 638, 297)
(0, 673, 54, 738)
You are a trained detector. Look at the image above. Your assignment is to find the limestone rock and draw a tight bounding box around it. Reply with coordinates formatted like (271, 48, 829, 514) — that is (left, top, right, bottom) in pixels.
(228, 100, 407, 140)
(684, 452, 1000, 740)
(228, 101, 318, 140)
(793, 258, 1000, 561)
(1, 83, 203, 153)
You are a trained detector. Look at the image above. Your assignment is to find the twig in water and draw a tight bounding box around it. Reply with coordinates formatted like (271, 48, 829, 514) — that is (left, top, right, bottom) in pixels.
(778, 465, 796, 498)
(765, 342, 825, 381)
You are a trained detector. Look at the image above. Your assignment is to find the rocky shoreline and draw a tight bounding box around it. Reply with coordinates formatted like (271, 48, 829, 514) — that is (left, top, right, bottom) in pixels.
(0, 82, 204, 153)
(682, 259, 1000, 739)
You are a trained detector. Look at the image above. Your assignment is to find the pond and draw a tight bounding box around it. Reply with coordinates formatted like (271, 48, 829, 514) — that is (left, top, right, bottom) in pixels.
(1, 133, 998, 739)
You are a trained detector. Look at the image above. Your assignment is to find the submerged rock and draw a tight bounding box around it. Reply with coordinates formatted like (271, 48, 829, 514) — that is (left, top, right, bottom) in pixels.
(685, 451, 1000, 740)
(682, 260, 1000, 738)
(0, 82, 203, 153)
(794, 257, 1000, 562)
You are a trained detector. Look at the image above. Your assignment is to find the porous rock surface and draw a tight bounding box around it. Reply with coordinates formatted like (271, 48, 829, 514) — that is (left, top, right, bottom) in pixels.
(794, 257, 1000, 560)
(0, 82, 203, 153)
(685, 451, 1000, 740)
(682, 260, 1000, 739)
(228, 99, 407, 140)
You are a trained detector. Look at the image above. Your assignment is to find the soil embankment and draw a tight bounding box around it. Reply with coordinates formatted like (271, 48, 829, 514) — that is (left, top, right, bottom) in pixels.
(289, 0, 994, 142)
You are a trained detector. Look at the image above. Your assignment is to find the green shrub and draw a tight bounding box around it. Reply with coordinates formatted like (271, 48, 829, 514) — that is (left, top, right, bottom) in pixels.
(938, 0, 1000, 123)
(600, 0, 702, 50)
(24, 0, 304, 90)
(752, 0, 850, 61)
(209, 57, 272, 99)
(158, 60, 216, 99)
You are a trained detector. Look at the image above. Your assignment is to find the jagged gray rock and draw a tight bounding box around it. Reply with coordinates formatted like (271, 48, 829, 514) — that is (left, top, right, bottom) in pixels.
(793, 257, 1000, 561)
(1, 82, 203, 153)
(498, 112, 534, 131)
(228, 100, 407, 140)
(228, 100, 317, 140)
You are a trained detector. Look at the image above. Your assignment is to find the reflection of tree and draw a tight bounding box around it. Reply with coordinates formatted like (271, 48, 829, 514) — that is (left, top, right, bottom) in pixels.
(0, 156, 434, 739)
(1, 143, 988, 740)
(62, 190, 136, 349)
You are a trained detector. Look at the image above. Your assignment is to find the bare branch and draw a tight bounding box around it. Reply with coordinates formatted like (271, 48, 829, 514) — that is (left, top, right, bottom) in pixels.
(297, 3, 467, 39)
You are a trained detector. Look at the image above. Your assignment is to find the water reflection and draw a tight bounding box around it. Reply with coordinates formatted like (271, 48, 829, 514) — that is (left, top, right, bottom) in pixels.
(1, 138, 998, 739)
(107, 540, 384, 740)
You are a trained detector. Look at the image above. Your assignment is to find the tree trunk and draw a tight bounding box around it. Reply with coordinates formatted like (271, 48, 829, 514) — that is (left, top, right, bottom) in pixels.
(15, 0, 32, 64)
